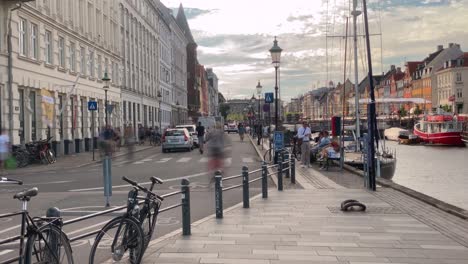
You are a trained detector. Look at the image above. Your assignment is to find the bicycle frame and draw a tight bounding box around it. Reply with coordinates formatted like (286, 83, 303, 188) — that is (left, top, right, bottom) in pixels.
(0, 204, 62, 264)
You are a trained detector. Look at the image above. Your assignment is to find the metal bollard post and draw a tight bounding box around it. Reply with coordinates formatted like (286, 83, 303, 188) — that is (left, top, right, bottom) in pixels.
(262, 161, 268, 198)
(181, 178, 191, 236)
(277, 151, 283, 191)
(242, 166, 249, 208)
(214, 171, 223, 219)
(283, 152, 290, 178)
(291, 155, 296, 184)
(46, 207, 61, 257)
(103, 155, 112, 207)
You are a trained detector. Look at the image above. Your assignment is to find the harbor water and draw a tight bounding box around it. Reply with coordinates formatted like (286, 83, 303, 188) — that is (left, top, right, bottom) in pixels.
(384, 141, 468, 210)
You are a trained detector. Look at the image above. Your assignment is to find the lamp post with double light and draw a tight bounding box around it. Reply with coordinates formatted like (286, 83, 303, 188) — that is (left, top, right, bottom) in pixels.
(176, 101, 180, 125)
(256, 81, 262, 124)
(102, 72, 111, 126)
(158, 90, 162, 133)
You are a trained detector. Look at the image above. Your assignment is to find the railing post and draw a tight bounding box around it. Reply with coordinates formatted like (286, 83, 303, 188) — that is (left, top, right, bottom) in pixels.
(46, 207, 61, 258)
(283, 151, 290, 178)
(291, 155, 296, 184)
(242, 166, 249, 208)
(262, 161, 268, 198)
(181, 178, 191, 236)
(277, 150, 283, 191)
(215, 170, 223, 219)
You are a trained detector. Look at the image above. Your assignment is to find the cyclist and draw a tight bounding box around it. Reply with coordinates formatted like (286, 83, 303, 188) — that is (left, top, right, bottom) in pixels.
(196, 121, 205, 154)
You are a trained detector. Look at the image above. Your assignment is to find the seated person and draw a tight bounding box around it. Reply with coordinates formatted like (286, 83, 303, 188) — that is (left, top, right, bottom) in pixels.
(311, 131, 331, 154)
(318, 141, 340, 168)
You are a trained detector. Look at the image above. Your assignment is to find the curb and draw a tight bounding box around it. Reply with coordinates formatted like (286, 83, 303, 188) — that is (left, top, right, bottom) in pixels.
(340, 161, 468, 220)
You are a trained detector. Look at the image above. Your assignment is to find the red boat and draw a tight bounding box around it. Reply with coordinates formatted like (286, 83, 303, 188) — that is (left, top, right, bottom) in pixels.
(413, 113, 464, 146)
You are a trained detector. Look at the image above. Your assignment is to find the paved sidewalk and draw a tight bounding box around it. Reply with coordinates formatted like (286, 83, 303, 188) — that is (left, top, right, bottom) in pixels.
(144, 166, 468, 263)
(5, 144, 153, 175)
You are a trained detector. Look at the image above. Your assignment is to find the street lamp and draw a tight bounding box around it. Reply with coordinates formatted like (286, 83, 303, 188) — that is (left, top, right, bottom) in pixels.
(176, 101, 180, 125)
(256, 81, 262, 124)
(157, 90, 162, 133)
(269, 36, 282, 131)
(102, 72, 111, 126)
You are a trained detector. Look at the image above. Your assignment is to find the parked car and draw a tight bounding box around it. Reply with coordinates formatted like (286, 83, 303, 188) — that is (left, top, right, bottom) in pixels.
(162, 128, 193, 153)
(226, 122, 238, 133)
(176, 124, 199, 147)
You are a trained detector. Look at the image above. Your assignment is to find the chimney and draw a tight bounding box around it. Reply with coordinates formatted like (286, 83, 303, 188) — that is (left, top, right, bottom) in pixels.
(391, 65, 396, 71)
(437, 45, 443, 51)
(397, 67, 401, 72)
(449, 43, 454, 48)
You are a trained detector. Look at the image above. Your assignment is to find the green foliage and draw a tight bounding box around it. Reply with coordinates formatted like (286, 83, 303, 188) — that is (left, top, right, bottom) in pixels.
(227, 113, 245, 121)
(219, 103, 230, 119)
(441, 104, 452, 112)
(399, 106, 407, 117)
(414, 105, 422, 115)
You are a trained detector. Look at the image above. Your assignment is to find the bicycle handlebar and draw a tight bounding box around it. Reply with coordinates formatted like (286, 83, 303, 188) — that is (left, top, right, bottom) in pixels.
(0, 177, 23, 185)
(122, 176, 164, 201)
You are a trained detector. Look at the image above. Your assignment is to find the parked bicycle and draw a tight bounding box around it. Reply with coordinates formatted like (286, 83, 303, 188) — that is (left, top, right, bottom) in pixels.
(11, 145, 30, 168)
(25, 137, 56, 165)
(89, 176, 164, 264)
(0, 177, 73, 264)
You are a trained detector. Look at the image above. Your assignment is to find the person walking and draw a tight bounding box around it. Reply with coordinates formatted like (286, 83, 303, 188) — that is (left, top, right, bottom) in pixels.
(238, 123, 245, 141)
(297, 122, 311, 168)
(196, 121, 205, 154)
(256, 123, 263, 145)
(0, 129, 10, 175)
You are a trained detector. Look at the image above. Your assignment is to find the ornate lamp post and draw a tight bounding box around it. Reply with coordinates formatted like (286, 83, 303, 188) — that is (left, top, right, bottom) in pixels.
(102, 72, 111, 126)
(256, 81, 262, 124)
(176, 101, 180, 125)
(269, 37, 282, 131)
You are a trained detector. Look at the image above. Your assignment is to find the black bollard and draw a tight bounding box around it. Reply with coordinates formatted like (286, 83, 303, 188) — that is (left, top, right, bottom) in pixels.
(181, 178, 191, 236)
(277, 151, 283, 191)
(215, 171, 223, 219)
(262, 161, 268, 198)
(242, 166, 249, 208)
(291, 156, 296, 184)
(283, 151, 290, 178)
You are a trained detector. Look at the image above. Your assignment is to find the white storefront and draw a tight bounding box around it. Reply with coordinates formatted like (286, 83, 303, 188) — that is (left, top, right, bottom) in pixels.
(0, 1, 121, 155)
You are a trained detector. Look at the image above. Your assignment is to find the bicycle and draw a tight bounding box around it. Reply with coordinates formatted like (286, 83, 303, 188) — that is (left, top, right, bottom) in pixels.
(89, 176, 164, 264)
(0, 177, 73, 264)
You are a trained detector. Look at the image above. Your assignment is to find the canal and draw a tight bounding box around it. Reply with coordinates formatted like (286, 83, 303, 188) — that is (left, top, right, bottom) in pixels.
(384, 141, 468, 211)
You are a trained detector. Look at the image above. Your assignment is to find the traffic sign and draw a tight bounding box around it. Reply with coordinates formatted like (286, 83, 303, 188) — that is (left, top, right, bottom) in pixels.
(274, 131, 284, 151)
(265, 92, 274, 104)
(88, 101, 98, 111)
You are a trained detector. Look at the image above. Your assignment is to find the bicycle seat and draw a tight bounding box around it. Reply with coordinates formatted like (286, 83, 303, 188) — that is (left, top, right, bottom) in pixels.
(150, 176, 163, 184)
(14, 187, 38, 200)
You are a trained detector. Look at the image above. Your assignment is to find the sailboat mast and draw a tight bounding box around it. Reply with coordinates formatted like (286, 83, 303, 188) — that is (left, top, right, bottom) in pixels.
(363, 0, 377, 191)
(340, 17, 349, 169)
(352, 0, 361, 151)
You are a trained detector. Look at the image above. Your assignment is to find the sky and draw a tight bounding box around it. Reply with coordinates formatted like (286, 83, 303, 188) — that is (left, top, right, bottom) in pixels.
(162, 0, 468, 102)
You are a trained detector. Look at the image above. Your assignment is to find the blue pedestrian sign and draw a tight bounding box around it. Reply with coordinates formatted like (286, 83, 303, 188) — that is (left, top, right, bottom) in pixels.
(88, 101, 98, 111)
(265, 92, 274, 104)
(274, 131, 284, 151)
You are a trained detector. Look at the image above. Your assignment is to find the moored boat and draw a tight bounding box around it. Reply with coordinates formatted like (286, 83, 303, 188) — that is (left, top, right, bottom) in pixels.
(413, 112, 464, 146)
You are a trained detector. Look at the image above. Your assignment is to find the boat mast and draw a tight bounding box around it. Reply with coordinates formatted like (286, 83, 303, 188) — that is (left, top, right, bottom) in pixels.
(362, 0, 377, 191)
(352, 0, 362, 151)
(340, 17, 349, 169)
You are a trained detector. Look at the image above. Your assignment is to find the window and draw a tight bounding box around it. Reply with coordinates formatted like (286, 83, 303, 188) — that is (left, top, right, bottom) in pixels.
(89, 50, 94, 77)
(123, 101, 126, 121)
(19, 89, 25, 143)
(80, 46, 86, 74)
(58, 37, 65, 67)
(30, 91, 37, 141)
(19, 19, 27, 56)
(69, 42, 76, 71)
(97, 55, 102, 78)
(30, 23, 38, 59)
(456, 72, 462, 82)
(45, 30, 52, 63)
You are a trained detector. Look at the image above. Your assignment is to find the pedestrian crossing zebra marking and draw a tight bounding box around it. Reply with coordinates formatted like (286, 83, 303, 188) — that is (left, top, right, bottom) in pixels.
(242, 157, 254, 163)
(156, 158, 172, 163)
(176, 157, 192, 163)
(199, 157, 209, 163)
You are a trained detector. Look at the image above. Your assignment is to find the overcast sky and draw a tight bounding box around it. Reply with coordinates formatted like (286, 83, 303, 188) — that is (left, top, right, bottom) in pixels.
(162, 0, 468, 102)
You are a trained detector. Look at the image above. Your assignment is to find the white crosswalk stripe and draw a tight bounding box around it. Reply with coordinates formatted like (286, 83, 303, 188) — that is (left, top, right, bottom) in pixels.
(133, 161, 145, 164)
(176, 157, 192, 163)
(156, 158, 172, 163)
(199, 157, 209, 163)
(242, 157, 254, 163)
(225, 157, 232, 167)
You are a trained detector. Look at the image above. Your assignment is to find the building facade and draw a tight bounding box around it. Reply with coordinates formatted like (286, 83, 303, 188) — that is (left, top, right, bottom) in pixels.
(206, 68, 219, 116)
(0, 0, 121, 155)
(435, 53, 468, 114)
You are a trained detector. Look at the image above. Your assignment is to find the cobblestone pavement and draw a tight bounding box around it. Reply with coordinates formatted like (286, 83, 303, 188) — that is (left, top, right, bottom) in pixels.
(143, 163, 468, 264)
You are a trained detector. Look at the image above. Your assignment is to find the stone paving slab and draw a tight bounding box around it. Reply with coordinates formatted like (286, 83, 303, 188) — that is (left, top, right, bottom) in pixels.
(143, 188, 468, 264)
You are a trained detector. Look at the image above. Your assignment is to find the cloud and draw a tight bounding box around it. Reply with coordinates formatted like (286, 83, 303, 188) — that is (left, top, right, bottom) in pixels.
(162, 0, 468, 102)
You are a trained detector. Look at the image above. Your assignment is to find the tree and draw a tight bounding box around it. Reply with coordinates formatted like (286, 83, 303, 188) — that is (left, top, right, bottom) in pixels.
(219, 103, 230, 120)
(414, 105, 422, 116)
(399, 106, 407, 118)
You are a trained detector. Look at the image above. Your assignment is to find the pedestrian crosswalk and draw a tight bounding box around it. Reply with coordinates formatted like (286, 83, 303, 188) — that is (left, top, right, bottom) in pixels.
(118, 156, 251, 167)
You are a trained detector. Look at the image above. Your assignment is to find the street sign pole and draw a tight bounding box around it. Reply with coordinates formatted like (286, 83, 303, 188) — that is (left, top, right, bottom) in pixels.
(92, 110, 95, 161)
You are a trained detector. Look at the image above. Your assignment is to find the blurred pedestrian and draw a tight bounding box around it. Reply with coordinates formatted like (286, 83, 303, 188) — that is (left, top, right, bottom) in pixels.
(206, 125, 226, 172)
(138, 124, 145, 145)
(196, 121, 205, 154)
(297, 121, 311, 168)
(0, 129, 10, 175)
(125, 124, 135, 160)
(256, 123, 263, 145)
(238, 123, 245, 141)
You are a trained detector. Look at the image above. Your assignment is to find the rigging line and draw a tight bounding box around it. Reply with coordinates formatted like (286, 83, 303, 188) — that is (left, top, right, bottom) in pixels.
(325, 0, 330, 87)
(378, 0, 384, 75)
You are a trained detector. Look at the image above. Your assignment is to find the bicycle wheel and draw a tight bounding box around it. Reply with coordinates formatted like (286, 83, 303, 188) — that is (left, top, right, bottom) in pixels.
(89, 216, 144, 264)
(24, 224, 74, 264)
(46, 149, 56, 164)
(39, 151, 48, 165)
(140, 201, 160, 250)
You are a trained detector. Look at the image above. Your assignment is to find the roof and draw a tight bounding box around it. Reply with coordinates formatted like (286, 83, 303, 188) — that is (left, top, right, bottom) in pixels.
(358, 74, 384, 93)
(405, 61, 422, 76)
(176, 4, 195, 44)
(435, 52, 468, 72)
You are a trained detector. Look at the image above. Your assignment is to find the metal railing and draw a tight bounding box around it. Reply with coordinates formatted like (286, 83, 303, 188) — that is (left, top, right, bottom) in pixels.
(214, 148, 295, 219)
(0, 179, 191, 264)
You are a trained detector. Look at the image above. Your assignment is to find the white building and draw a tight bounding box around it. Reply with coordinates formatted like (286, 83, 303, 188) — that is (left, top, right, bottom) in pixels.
(436, 53, 468, 114)
(0, 0, 121, 155)
(119, 0, 161, 133)
(206, 68, 218, 116)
